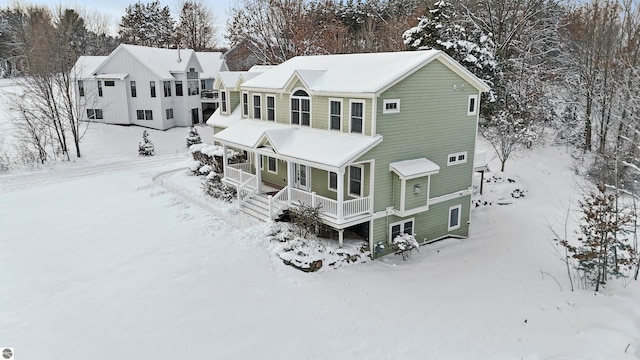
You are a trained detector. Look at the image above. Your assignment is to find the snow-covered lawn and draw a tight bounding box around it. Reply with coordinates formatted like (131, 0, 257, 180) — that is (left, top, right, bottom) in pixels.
(1, 122, 640, 359)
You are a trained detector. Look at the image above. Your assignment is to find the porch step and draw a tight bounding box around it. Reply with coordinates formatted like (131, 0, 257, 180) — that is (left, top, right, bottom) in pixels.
(241, 194, 271, 221)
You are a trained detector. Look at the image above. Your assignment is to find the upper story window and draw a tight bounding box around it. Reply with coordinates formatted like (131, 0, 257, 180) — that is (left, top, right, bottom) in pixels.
(383, 99, 400, 114)
(149, 81, 156, 98)
(163, 81, 171, 97)
(242, 92, 248, 117)
(350, 100, 364, 134)
(447, 151, 467, 166)
(329, 99, 341, 131)
(188, 80, 199, 95)
(468, 94, 478, 116)
(253, 94, 262, 119)
(97, 81, 102, 97)
(349, 165, 363, 197)
(78, 80, 84, 97)
(187, 68, 198, 79)
(221, 91, 227, 114)
(175, 81, 183, 96)
(266, 95, 275, 121)
(291, 89, 310, 126)
(130, 81, 137, 97)
(104, 80, 114, 86)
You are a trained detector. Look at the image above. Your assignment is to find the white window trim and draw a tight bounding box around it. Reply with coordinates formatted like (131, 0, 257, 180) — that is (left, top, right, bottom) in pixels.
(348, 164, 364, 197)
(290, 88, 312, 127)
(328, 98, 343, 131)
(328, 171, 338, 192)
(221, 90, 228, 114)
(383, 99, 400, 114)
(468, 94, 478, 116)
(260, 155, 264, 170)
(267, 156, 278, 174)
(448, 204, 462, 231)
(447, 151, 468, 166)
(389, 217, 415, 243)
(349, 99, 366, 134)
(241, 91, 249, 118)
(266, 94, 276, 121)
(252, 93, 262, 120)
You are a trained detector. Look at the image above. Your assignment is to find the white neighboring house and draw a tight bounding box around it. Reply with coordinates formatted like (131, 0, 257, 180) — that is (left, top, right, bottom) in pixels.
(72, 44, 228, 131)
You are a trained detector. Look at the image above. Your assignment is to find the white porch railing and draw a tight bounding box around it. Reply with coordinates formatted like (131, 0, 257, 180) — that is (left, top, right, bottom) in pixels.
(226, 162, 254, 184)
(268, 186, 289, 220)
(238, 175, 258, 205)
(289, 187, 370, 221)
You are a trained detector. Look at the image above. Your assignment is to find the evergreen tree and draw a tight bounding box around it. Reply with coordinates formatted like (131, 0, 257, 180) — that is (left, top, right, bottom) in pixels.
(186, 126, 202, 147)
(138, 130, 155, 156)
(118, 1, 174, 47)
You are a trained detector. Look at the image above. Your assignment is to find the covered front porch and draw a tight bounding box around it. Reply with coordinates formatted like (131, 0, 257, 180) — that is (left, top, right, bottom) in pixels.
(221, 153, 373, 227)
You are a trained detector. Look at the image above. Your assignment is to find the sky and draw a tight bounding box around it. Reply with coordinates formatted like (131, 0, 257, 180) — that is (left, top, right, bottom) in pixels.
(0, 0, 235, 44)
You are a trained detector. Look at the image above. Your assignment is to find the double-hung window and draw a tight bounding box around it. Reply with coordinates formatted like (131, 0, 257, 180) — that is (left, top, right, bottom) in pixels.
(130, 81, 137, 97)
(448, 205, 461, 231)
(468, 95, 478, 116)
(349, 165, 363, 197)
(291, 89, 310, 126)
(266, 95, 276, 121)
(166, 108, 173, 119)
(97, 81, 102, 97)
(390, 219, 414, 243)
(253, 94, 262, 119)
(329, 99, 341, 131)
(175, 81, 183, 96)
(267, 157, 277, 173)
(150, 81, 156, 97)
(221, 91, 227, 113)
(328, 171, 338, 191)
(163, 81, 171, 97)
(350, 100, 364, 134)
(242, 92, 248, 117)
(78, 80, 84, 97)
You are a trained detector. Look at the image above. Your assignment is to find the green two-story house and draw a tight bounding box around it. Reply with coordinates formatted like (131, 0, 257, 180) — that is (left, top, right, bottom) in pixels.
(208, 50, 489, 258)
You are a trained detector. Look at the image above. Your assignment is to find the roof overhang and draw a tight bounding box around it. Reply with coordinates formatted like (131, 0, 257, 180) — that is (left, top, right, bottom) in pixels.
(213, 120, 382, 170)
(389, 158, 440, 180)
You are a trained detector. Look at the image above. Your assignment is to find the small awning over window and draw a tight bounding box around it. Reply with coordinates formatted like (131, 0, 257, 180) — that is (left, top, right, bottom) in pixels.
(389, 158, 440, 180)
(95, 73, 128, 80)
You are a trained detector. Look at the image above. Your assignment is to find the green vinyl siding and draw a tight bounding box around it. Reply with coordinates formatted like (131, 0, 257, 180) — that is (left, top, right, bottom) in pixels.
(260, 156, 287, 187)
(392, 174, 401, 210)
(372, 195, 470, 257)
(357, 59, 479, 213)
(228, 91, 240, 113)
(404, 177, 428, 210)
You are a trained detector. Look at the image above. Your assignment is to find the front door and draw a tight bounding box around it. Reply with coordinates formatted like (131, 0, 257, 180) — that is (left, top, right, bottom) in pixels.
(294, 163, 310, 191)
(191, 108, 199, 125)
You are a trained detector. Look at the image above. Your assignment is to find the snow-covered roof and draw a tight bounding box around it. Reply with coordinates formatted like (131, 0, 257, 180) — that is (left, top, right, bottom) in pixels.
(217, 71, 264, 89)
(195, 52, 228, 79)
(213, 120, 382, 169)
(248, 65, 276, 72)
(241, 50, 489, 94)
(389, 158, 440, 179)
(72, 56, 107, 79)
(94, 44, 201, 80)
(207, 105, 242, 128)
(96, 73, 128, 80)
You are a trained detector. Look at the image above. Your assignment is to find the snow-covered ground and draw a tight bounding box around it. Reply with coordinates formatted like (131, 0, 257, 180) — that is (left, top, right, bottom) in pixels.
(1, 119, 640, 359)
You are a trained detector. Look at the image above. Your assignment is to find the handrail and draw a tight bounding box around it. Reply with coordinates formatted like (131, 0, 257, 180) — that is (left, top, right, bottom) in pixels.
(268, 186, 289, 219)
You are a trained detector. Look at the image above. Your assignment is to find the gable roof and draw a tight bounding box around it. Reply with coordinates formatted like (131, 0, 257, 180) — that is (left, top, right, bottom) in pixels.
(195, 52, 228, 79)
(93, 44, 202, 80)
(216, 70, 264, 89)
(72, 56, 107, 78)
(241, 50, 490, 94)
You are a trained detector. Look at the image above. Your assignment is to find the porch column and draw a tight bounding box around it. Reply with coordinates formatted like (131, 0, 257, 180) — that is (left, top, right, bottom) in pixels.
(254, 152, 261, 193)
(337, 167, 345, 222)
(287, 160, 293, 202)
(222, 144, 228, 177)
(338, 229, 344, 248)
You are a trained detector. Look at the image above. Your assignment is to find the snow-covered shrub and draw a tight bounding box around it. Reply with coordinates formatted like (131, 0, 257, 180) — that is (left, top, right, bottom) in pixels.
(288, 203, 325, 239)
(393, 233, 419, 260)
(186, 126, 202, 147)
(201, 172, 236, 202)
(138, 130, 155, 156)
(189, 143, 240, 174)
(267, 222, 295, 243)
